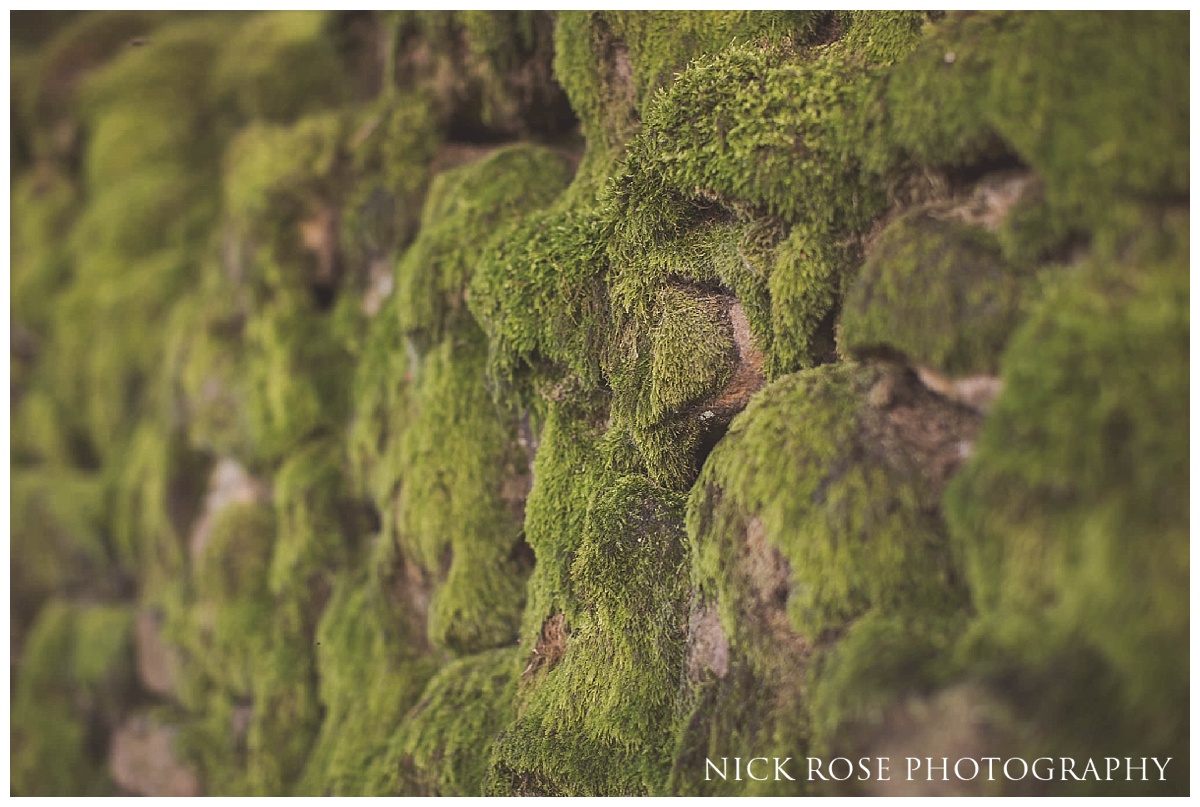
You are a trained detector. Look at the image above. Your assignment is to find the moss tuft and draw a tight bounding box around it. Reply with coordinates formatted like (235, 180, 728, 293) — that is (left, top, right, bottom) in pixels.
(469, 202, 612, 395)
(211, 11, 349, 123)
(840, 209, 1031, 375)
(394, 144, 573, 339)
(690, 363, 964, 641)
(12, 599, 136, 795)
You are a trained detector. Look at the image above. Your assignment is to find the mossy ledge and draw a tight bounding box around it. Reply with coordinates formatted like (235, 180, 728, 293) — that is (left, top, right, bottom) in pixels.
(11, 11, 1188, 795)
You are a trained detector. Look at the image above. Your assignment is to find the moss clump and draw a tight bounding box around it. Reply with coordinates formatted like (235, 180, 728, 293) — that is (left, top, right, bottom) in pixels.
(346, 293, 412, 505)
(76, 16, 238, 190)
(222, 112, 345, 252)
(19, 10, 172, 161)
(161, 270, 255, 458)
(605, 285, 737, 489)
(243, 294, 355, 462)
(12, 599, 136, 796)
(11, 470, 113, 643)
(840, 11, 933, 65)
(804, 610, 966, 764)
(394, 336, 532, 655)
(376, 647, 521, 795)
(11, 167, 77, 335)
(691, 363, 964, 641)
(943, 220, 1188, 766)
(840, 210, 1031, 375)
(631, 40, 878, 225)
(298, 562, 440, 795)
(385, 11, 573, 140)
(469, 203, 612, 395)
(211, 12, 348, 123)
(395, 144, 573, 339)
(269, 438, 355, 605)
(185, 500, 277, 695)
(986, 13, 1188, 234)
(488, 475, 689, 795)
(863, 12, 1017, 175)
(339, 94, 440, 266)
(109, 424, 208, 597)
(606, 37, 884, 377)
(553, 11, 829, 156)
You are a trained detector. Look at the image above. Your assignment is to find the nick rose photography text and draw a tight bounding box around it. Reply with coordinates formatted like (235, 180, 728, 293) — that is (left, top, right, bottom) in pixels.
(704, 756, 1172, 783)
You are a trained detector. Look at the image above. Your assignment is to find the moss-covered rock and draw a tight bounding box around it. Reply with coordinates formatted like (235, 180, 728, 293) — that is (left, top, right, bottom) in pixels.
(211, 12, 349, 124)
(943, 218, 1188, 788)
(840, 209, 1031, 375)
(12, 599, 136, 796)
(10, 9, 1189, 798)
(395, 143, 573, 339)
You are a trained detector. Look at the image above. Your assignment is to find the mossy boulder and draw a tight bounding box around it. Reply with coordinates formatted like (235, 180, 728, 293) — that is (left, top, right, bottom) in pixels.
(840, 209, 1031, 376)
(943, 219, 1188, 785)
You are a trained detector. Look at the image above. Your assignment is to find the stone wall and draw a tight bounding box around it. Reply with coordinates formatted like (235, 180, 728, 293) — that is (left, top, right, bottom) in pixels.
(10, 11, 1188, 795)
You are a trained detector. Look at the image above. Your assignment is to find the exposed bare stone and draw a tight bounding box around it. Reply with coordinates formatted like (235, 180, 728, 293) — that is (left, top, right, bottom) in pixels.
(863, 683, 1011, 797)
(709, 301, 767, 417)
(110, 715, 202, 797)
(299, 201, 341, 289)
(935, 169, 1039, 232)
(188, 458, 271, 563)
(134, 610, 181, 699)
(685, 601, 730, 683)
(522, 613, 569, 679)
(869, 365, 984, 493)
(362, 255, 395, 316)
(914, 363, 1003, 414)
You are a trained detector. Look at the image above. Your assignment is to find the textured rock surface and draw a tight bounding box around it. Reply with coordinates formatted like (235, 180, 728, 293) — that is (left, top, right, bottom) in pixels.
(11, 10, 1188, 796)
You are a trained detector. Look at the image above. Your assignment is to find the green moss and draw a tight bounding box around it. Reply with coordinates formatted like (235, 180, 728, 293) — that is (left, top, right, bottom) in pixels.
(21, 10, 173, 160)
(244, 635, 322, 795)
(299, 562, 440, 795)
(603, 284, 737, 489)
(691, 363, 964, 641)
(211, 11, 348, 123)
(840, 11, 933, 65)
(161, 273, 254, 457)
(632, 39, 879, 226)
(765, 220, 850, 375)
(986, 12, 1187, 234)
(243, 293, 355, 462)
(510, 395, 610, 636)
(11, 167, 78, 334)
(12, 599, 135, 796)
(668, 653, 812, 796)
(488, 475, 689, 795)
(222, 112, 344, 249)
(840, 210, 1031, 375)
(863, 12, 1016, 175)
(395, 144, 573, 339)
(347, 293, 413, 505)
(270, 439, 351, 593)
(553, 11, 829, 155)
(110, 424, 207, 596)
(77, 16, 237, 190)
(339, 94, 440, 266)
(805, 609, 966, 763)
(394, 336, 531, 654)
(944, 219, 1188, 746)
(11, 470, 112, 641)
(376, 647, 521, 795)
(469, 202, 611, 396)
(607, 38, 884, 377)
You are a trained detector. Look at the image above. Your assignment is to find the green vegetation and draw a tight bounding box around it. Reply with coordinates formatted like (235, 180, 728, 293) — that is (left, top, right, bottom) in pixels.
(11, 10, 1187, 797)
